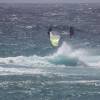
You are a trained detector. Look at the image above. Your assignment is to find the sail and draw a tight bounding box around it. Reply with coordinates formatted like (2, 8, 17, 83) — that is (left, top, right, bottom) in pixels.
(49, 32, 60, 47)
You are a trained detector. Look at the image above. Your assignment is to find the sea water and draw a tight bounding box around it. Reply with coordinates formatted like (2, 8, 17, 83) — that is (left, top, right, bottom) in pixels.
(0, 3, 100, 100)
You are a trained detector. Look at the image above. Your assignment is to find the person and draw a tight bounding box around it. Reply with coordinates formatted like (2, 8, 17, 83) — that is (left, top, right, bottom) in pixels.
(69, 26, 74, 38)
(48, 27, 52, 35)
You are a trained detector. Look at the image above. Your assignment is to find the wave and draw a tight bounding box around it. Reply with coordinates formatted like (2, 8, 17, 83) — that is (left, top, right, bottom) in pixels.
(0, 42, 99, 68)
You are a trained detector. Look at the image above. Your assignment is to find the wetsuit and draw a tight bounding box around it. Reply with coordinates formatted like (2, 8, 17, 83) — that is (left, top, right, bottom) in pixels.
(69, 26, 74, 38)
(48, 27, 52, 35)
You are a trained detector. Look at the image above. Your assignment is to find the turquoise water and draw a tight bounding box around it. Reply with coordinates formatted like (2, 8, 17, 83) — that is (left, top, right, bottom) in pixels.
(0, 3, 100, 100)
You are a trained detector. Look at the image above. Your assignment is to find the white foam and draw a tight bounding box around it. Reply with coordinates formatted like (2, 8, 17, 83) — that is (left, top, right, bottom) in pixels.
(0, 41, 99, 75)
(52, 42, 100, 68)
(52, 42, 87, 58)
(0, 66, 46, 75)
(26, 25, 33, 29)
(47, 80, 100, 84)
(56, 42, 72, 56)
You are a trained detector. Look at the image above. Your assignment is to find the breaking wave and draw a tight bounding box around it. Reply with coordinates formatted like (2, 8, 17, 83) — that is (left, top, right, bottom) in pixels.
(0, 42, 99, 67)
(0, 42, 99, 75)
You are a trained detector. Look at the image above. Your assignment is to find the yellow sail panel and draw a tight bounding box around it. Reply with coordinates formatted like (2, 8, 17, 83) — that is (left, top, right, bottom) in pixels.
(50, 32, 60, 47)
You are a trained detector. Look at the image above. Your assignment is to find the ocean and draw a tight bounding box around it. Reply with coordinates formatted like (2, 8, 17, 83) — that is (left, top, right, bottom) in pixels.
(0, 3, 100, 100)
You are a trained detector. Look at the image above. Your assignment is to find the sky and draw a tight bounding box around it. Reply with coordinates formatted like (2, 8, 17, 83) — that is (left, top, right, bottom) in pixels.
(0, 0, 99, 3)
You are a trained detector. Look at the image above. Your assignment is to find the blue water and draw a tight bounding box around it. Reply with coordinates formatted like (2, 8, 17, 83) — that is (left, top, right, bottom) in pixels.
(0, 3, 100, 100)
